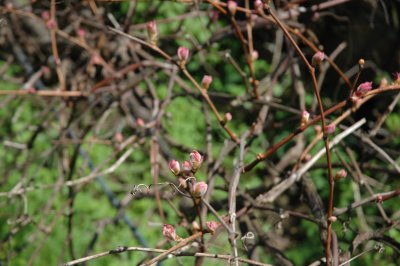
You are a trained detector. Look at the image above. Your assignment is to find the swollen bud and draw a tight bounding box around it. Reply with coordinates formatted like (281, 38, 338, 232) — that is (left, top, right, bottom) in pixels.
(357, 81, 372, 94)
(163, 224, 181, 241)
(206, 221, 218, 234)
(254, 0, 263, 12)
(146, 20, 158, 46)
(328, 216, 337, 223)
(300, 110, 310, 127)
(168, 160, 180, 176)
(177, 46, 189, 65)
(394, 72, 400, 85)
(312, 51, 325, 67)
(201, 75, 213, 90)
(325, 123, 336, 135)
(227, 0, 238, 16)
(251, 50, 259, 61)
(223, 112, 232, 124)
(182, 160, 192, 172)
(334, 169, 347, 181)
(189, 150, 203, 172)
(192, 181, 208, 198)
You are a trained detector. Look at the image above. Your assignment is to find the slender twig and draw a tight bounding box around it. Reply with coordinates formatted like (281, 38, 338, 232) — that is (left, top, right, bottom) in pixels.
(62, 245, 272, 266)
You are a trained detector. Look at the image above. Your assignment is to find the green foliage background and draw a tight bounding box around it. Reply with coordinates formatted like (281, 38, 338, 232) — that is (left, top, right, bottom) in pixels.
(0, 1, 399, 266)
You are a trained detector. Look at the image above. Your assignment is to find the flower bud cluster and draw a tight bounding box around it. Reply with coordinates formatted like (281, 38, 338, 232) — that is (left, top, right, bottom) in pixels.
(168, 150, 208, 198)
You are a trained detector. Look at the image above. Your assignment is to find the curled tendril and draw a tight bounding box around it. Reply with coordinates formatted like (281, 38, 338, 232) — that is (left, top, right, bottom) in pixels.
(130, 182, 191, 198)
(241, 232, 255, 251)
(374, 243, 384, 253)
(130, 184, 151, 195)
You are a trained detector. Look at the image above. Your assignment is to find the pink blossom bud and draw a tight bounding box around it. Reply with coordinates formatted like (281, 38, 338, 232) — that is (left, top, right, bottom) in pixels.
(254, 0, 263, 11)
(375, 195, 383, 203)
(357, 81, 372, 94)
(91, 54, 102, 65)
(136, 117, 145, 128)
(6, 3, 13, 10)
(394, 72, 400, 85)
(300, 110, 310, 126)
(311, 51, 325, 67)
(41, 66, 50, 75)
(27, 87, 37, 94)
(192, 181, 208, 198)
(251, 50, 259, 61)
(227, 0, 238, 16)
(168, 160, 180, 175)
(328, 216, 337, 222)
(189, 150, 203, 171)
(41, 11, 50, 20)
(334, 169, 347, 181)
(114, 132, 124, 143)
(206, 221, 218, 234)
(224, 112, 232, 123)
(163, 224, 177, 241)
(325, 123, 335, 134)
(201, 75, 213, 90)
(182, 160, 192, 172)
(146, 20, 158, 45)
(177, 46, 189, 64)
(379, 77, 388, 88)
(46, 19, 57, 29)
(77, 28, 86, 38)
(314, 125, 322, 134)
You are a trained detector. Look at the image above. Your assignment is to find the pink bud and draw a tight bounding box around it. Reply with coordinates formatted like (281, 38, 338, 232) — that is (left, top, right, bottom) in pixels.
(201, 75, 213, 90)
(163, 224, 177, 241)
(177, 46, 189, 64)
(6, 3, 13, 10)
(312, 51, 325, 67)
(168, 160, 180, 175)
(206, 221, 218, 233)
(114, 132, 124, 143)
(41, 11, 50, 20)
(189, 150, 203, 171)
(325, 123, 335, 134)
(375, 195, 383, 203)
(357, 81, 372, 94)
(91, 54, 102, 65)
(146, 20, 157, 35)
(136, 117, 145, 128)
(77, 28, 86, 38)
(146, 20, 158, 45)
(328, 216, 337, 222)
(314, 125, 322, 134)
(46, 19, 57, 29)
(394, 72, 400, 84)
(27, 87, 37, 94)
(379, 77, 388, 88)
(334, 169, 347, 181)
(192, 181, 208, 198)
(41, 66, 50, 75)
(182, 160, 192, 172)
(254, 0, 263, 11)
(224, 112, 232, 123)
(251, 50, 259, 61)
(227, 0, 238, 16)
(300, 110, 310, 126)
